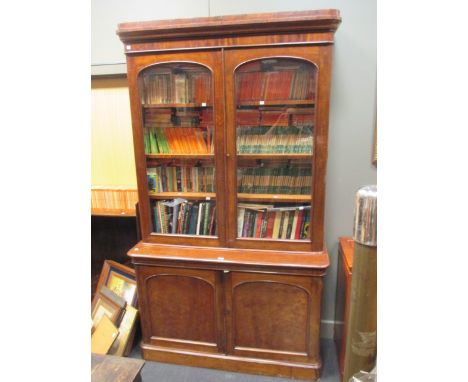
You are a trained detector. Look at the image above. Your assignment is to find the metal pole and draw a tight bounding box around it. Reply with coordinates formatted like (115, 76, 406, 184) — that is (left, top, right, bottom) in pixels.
(343, 185, 377, 382)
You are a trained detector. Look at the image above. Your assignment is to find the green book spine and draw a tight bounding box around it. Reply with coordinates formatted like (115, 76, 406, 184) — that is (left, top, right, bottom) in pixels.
(143, 129, 150, 153)
(206, 202, 213, 235)
(285, 210, 294, 239)
(149, 127, 158, 153)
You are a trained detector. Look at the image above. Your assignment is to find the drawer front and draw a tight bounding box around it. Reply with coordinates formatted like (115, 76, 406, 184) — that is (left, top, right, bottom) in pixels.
(135, 265, 224, 353)
(225, 271, 323, 363)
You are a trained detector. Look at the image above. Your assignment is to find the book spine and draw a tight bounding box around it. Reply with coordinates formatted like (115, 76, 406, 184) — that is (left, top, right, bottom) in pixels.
(196, 202, 203, 235)
(237, 208, 246, 237)
(209, 205, 216, 236)
(242, 210, 251, 237)
(255, 211, 263, 238)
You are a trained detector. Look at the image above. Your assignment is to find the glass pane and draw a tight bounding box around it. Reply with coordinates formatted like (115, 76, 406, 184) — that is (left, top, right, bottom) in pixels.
(234, 58, 316, 241)
(138, 63, 217, 236)
(237, 204, 310, 240)
(147, 159, 215, 193)
(235, 59, 316, 155)
(237, 159, 311, 195)
(151, 199, 217, 236)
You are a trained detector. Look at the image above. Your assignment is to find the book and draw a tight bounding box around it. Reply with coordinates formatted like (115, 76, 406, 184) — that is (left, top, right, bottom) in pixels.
(236, 124, 313, 155)
(290, 210, 299, 240)
(265, 212, 276, 238)
(188, 203, 199, 234)
(237, 164, 311, 195)
(255, 211, 263, 238)
(272, 212, 282, 239)
(171, 203, 179, 234)
(202, 202, 210, 235)
(236, 66, 314, 102)
(196, 202, 204, 235)
(285, 210, 294, 239)
(147, 165, 215, 193)
(242, 210, 251, 237)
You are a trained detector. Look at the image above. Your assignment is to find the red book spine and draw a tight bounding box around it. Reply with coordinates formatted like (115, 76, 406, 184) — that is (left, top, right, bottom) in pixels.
(209, 205, 216, 235)
(265, 211, 276, 238)
(255, 211, 263, 238)
(294, 210, 304, 239)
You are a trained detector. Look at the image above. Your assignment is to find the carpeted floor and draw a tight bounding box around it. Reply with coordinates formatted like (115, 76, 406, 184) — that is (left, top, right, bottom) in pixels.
(129, 339, 340, 382)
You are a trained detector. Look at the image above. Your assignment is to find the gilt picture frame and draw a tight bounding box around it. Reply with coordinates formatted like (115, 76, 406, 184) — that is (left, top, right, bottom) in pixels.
(95, 260, 138, 307)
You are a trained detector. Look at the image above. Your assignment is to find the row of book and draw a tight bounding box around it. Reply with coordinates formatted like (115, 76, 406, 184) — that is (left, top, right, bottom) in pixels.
(236, 69, 315, 101)
(140, 70, 211, 104)
(144, 108, 212, 128)
(237, 203, 311, 240)
(237, 126, 313, 154)
(153, 200, 217, 236)
(238, 167, 312, 194)
(91, 188, 138, 211)
(236, 108, 314, 127)
(144, 127, 214, 154)
(147, 166, 215, 193)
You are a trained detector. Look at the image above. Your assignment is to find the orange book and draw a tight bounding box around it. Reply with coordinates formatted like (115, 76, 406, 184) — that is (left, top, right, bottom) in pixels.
(194, 129, 206, 153)
(173, 128, 185, 153)
(189, 127, 201, 154)
(165, 128, 177, 153)
(179, 128, 191, 153)
(169, 128, 180, 153)
(185, 128, 197, 153)
(206, 126, 211, 154)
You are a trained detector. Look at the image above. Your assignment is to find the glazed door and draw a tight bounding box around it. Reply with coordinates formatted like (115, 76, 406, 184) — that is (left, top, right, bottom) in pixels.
(224, 271, 323, 364)
(135, 265, 225, 354)
(224, 46, 333, 252)
(126, 50, 226, 246)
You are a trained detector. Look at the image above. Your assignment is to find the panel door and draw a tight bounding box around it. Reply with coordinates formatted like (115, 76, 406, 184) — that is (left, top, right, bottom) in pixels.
(225, 271, 323, 363)
(224, 46, 333, 252)
(135, 265, 225, 354)
(126, 50, 226, 247)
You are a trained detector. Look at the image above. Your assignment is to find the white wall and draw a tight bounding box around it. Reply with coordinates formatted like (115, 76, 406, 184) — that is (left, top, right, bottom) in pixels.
(91, 0, 377, 337)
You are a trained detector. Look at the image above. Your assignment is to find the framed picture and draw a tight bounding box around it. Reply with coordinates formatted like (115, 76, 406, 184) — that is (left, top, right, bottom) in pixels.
(91, 291, 124, 329)
(108, 306, 139, 356)
(95, 260, 138, 307)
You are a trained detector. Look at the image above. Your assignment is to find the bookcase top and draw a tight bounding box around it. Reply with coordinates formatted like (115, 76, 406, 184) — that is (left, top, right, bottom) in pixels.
(128, 242, 329, 272)
(117, 9, 341, 44)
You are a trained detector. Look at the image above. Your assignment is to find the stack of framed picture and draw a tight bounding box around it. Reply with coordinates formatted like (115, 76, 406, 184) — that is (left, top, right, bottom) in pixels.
(91, 260, 138, 356)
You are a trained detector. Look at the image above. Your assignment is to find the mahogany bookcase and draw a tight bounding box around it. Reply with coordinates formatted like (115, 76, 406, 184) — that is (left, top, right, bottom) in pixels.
(117, 9, 341, 380)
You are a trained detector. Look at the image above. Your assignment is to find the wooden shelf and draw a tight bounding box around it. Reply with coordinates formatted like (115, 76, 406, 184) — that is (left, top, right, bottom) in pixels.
(237, 99, 314, 107)
(149, 192, 216, 200)
(143, 103, 212, 108)
(91, 208, 136, 217)
(237, 153, 312, 160)
(146, 154, 214, 160)
(237, 193, 311, 203)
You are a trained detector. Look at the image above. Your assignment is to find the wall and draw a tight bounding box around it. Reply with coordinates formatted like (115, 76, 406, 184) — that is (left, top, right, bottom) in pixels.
(91, 78, 137, 188)
(91, 0, 377, 337)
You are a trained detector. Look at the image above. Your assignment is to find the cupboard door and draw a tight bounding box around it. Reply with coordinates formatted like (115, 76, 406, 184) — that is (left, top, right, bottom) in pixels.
(224, 46, 333, 252)
(126, 50, 226, 247)
(225, 271, 323, 363)
(136, 266, 225, 353)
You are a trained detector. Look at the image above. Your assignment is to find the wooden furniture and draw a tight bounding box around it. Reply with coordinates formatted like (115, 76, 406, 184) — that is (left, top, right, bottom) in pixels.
(91, 188, 138, 217)
(117, 9, 341, 380)
(334, 237, 354, 381)
(91, 353, 144, 382)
